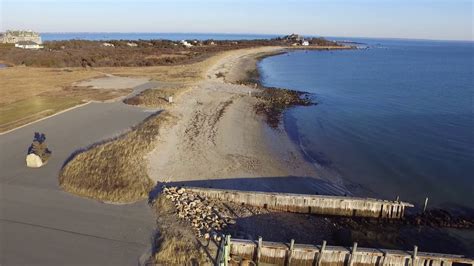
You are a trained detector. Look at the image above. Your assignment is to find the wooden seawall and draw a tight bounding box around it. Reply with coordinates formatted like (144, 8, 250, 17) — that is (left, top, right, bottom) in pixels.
(218, 237, 473, 266)
(186, 187, 414, 219)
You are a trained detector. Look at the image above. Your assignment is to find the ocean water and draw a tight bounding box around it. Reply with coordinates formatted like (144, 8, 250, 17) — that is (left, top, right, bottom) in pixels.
(259, 39, 474, 212)
(41, 32, 279, 41)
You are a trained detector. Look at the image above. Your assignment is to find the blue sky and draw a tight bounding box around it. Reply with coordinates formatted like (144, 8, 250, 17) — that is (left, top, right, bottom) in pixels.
(1, 0, 472, 41)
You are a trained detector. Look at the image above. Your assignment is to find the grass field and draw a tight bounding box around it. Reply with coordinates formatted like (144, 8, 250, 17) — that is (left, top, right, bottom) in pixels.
(0, 67, 102, 105)
(0, 97, 83, 132)
(0, 47, 280, 133)
(0, 55, 215, 133)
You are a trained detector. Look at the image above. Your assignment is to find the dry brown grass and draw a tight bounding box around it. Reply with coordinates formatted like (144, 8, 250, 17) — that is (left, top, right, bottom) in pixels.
(0, 48, 257, 133)
(152, 195, 210, 265)
(59, 112, 173, 203)
(123, 86, 190, 108)
(0, 85, 132, 133)
(0, 67, 102, 105)
(0, 60, 206, 132)
(98, 62, 208, 84)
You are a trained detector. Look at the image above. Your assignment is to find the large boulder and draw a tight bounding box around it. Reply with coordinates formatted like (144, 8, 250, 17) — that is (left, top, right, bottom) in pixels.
(25, 132, 51, 168)
(26, 153, 43, 168)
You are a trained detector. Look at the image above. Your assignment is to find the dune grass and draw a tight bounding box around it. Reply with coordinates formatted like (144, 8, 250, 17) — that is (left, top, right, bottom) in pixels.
(59, 112, 172, 203)
(123, 86, 190, 108)
(151, 195, 210, 265)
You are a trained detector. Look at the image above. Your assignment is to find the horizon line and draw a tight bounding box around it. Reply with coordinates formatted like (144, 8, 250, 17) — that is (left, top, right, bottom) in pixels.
(41, 32, 474, 43)
(2, 29, 472, 42)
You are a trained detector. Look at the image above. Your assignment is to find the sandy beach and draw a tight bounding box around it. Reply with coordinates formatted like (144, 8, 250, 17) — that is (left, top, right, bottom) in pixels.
(147, 47, 349, 195)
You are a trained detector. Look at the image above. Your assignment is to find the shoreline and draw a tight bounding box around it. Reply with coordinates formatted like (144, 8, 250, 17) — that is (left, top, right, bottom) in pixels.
(146, 46, 350, 196)
(144, 47, 474, 259)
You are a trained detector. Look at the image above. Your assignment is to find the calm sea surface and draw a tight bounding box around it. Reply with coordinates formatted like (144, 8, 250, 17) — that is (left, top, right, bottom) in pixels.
(41, 32, 279, 41)
(259, 39, 473, 212)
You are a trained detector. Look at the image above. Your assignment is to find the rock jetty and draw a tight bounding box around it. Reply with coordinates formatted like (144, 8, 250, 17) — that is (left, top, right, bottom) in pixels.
(162, 186, 235, 240)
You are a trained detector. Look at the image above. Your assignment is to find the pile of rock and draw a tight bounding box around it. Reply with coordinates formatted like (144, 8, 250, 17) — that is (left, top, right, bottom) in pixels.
(26, 132, 52, 168)
(162, 186, 234, 240)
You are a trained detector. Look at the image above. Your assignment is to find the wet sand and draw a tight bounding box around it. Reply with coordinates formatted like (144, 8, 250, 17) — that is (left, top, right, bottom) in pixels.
(146, 47, 474, 257)
(147, 47, 348, 195)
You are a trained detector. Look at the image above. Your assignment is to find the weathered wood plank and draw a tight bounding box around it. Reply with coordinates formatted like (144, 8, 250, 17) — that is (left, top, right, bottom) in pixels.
(186, 187, 414, 219)
(228, 239, 474, 266)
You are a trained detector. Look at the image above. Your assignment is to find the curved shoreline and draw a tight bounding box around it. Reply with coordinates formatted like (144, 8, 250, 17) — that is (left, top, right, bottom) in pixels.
(146, 46, 349, 196)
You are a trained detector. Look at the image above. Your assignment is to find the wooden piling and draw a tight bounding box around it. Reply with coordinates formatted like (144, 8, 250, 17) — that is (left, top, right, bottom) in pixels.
(380, 250, 387, 266)
(316, 240, 326, 266)
(348, 242, 358, 266)
(412, 245, 418, 266)
(224, 235, 231, 266)
(217, 236, 226, 266)
(228, 238, 473, 266)
(256, 236, 262, 265)
(287, 239, 295, 266)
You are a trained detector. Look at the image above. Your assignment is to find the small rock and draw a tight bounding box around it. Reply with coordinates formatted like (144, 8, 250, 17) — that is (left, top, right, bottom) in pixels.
(26, 153, 43, 168)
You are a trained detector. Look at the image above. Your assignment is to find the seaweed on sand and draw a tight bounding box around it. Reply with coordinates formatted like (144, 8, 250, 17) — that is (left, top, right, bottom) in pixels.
(254, 87, 314, 128)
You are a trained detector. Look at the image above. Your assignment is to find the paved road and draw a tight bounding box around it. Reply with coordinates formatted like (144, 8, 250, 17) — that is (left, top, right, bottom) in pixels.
(0, 98, 158, 265)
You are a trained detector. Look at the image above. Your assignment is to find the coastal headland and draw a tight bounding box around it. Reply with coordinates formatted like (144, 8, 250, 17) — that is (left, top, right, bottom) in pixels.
(0, 39, 354, 265)
(57, 45, 473, 262)
(2, 39, 472, 264)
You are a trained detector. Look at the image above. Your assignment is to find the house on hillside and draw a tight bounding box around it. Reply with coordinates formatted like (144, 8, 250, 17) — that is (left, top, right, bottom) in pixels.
(15, 41, 43, 49)
(1, 30, 42, 44)
(285, 33, 304, 42)
(301, 40, 309, 46)
(180, 40, 193, 48)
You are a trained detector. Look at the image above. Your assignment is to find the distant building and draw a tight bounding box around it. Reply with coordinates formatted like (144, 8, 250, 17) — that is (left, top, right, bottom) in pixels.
(285, 33, 303, 42)
(301, 40, 309, 46)
(102, 42, 115, 47)
(1, 30, 42, 44)
(126, 42, 138, 47)
(15, 41, 43, 49)
(180, 40, 193, 48)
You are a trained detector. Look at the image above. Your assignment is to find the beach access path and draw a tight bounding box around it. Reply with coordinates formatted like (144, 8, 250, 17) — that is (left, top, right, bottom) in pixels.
(0, 83, 158, 265)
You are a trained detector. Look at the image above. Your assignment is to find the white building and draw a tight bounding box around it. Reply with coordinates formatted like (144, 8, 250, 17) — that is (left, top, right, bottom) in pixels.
(302, 40, 310, 46)
(1, 30, 42, 44)
(102, 42, 115, 47)
(180, 40, 193, 48)
(126, 42, 138, 47)
(15, 41, 43, 49)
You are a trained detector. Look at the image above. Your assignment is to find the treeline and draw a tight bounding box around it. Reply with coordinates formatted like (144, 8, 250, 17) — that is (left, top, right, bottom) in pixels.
(0, 37, 341, 68)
